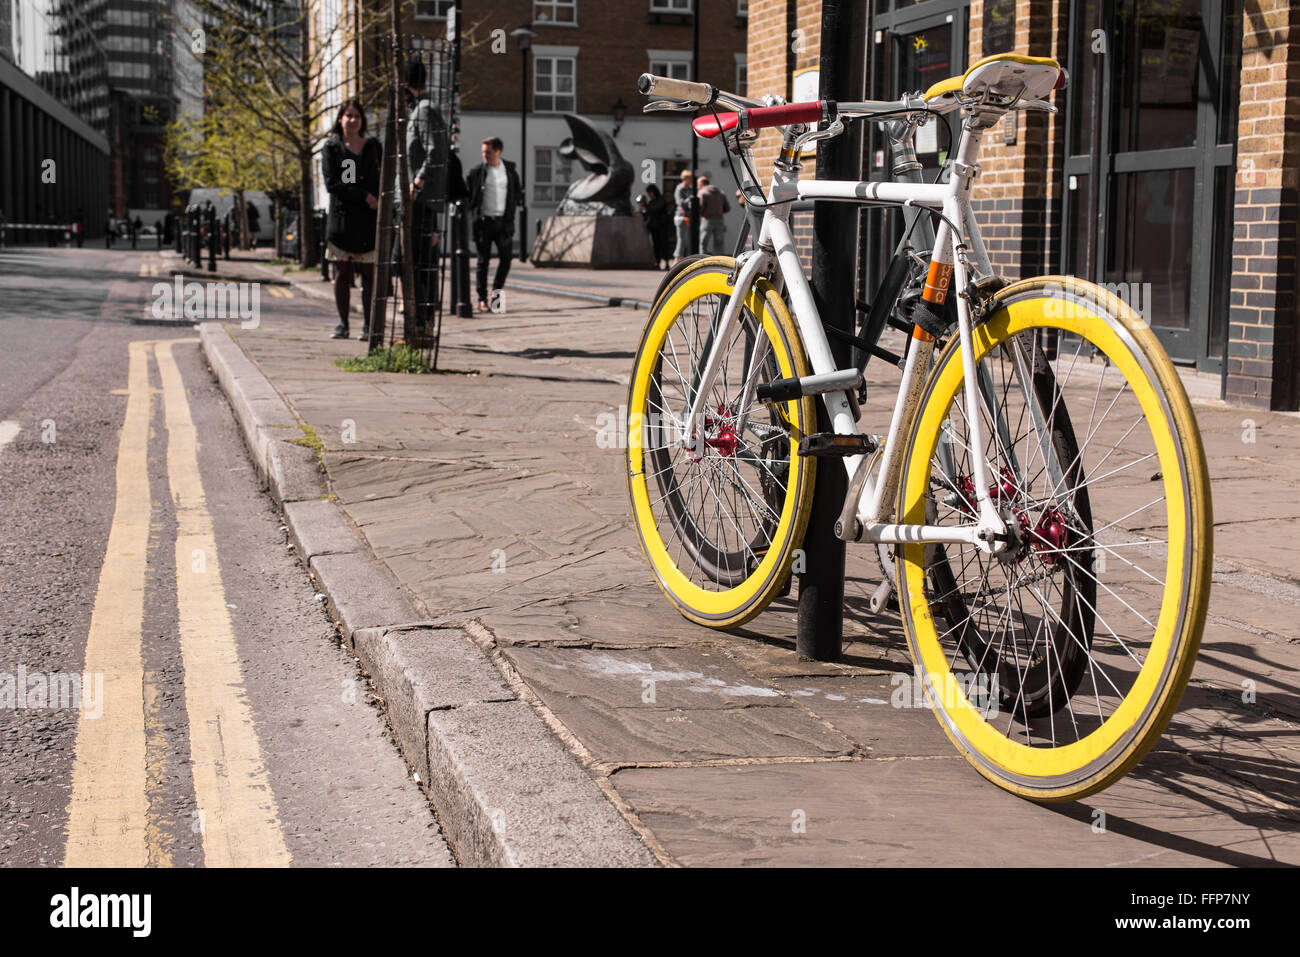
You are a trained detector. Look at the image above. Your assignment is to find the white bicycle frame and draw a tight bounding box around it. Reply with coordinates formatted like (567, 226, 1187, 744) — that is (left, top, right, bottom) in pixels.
(676, 101, 1017, 554)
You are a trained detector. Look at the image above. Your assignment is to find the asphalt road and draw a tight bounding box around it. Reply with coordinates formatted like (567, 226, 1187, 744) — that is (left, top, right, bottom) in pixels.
(0, 246, 453, 867)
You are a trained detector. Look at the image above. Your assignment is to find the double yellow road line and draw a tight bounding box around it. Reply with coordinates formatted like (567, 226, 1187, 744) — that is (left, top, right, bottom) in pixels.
(63, 339, 291, 867)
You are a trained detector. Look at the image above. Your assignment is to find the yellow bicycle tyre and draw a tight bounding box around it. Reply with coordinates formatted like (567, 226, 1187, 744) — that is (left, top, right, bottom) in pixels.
(896, 276, 1213, 801)
(626, 259, 817, 628)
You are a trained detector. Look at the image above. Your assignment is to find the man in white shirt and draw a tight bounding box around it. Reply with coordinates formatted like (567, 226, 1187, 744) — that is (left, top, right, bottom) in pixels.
(466, 137, 523, 312)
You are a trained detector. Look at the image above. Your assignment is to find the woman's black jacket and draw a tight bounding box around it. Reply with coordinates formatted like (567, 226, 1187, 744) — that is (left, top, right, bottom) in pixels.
(323, 135, 382, 254)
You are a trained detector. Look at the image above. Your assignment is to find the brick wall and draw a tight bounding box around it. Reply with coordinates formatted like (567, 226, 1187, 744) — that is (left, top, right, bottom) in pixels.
(460, 1, 747, 117)
(747, 0, 821, 258)
(966, 0, 1066, 281)
(1224, 1, 1300, 409)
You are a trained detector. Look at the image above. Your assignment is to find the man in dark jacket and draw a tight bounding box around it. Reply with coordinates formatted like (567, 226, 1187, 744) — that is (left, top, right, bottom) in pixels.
(465, 136, 523, 312)
(404, 56, 451, 325)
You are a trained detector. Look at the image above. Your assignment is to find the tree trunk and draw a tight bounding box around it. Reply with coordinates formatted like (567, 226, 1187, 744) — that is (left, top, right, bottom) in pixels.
(300, 151, 316, 268)
(390, 0, 416, 344)
(235, 188, 249, 250)
(299, 9, 317, 269)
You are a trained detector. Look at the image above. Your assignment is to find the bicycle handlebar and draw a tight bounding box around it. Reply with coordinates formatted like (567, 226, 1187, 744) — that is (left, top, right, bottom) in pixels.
(692, 101, 831, 140)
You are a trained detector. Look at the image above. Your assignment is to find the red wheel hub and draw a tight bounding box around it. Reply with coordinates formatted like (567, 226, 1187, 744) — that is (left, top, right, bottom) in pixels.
(1028, 507, 1069, 565)
(691, 403, 740, 460)
(953, 471, 1069, 565)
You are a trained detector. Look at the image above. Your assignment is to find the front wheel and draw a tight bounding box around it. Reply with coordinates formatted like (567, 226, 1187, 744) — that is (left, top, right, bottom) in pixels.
(626, 258, 816, 628)
(896, 276, 1212, 801)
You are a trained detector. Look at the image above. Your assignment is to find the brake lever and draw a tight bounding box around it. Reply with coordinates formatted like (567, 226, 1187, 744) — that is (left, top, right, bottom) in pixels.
(643, 99, 697, 113)
(790, 117, 845, 155)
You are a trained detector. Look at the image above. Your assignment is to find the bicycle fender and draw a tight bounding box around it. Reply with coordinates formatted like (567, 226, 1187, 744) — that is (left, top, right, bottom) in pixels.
(649, 254, 736, 311)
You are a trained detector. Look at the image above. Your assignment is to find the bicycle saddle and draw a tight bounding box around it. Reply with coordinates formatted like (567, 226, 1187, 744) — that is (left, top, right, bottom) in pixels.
(923, 53, 1062, 110)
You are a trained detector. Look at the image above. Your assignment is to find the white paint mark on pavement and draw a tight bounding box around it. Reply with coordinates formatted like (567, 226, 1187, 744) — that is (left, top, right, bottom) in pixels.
(0, 421, 20, 451)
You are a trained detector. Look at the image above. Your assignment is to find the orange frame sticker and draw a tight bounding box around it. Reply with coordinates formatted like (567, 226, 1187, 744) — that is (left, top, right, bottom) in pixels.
(922, 261, 953, 305)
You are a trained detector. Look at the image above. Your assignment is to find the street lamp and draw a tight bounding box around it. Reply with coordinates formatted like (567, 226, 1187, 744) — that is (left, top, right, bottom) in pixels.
(611, 97, 627, 138)
(510, 25, 535, 262)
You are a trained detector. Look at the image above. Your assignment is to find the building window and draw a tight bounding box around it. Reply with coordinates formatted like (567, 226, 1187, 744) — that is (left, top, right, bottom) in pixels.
(413, 0, 453, 19)
(649, 49, 692, 81)
(735, 54, 747, 95)
(737, 0, 748, 15)
(534, 56, 576, 112)
(534, 1, 577, 25)
(649, 59, 690, 81)
(534, 147, 574, 203)
(649, 0, 692, 12)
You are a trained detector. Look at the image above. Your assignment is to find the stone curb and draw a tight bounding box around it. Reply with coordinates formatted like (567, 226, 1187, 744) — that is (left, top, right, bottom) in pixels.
(197, 322, 322, 505)
(197, 321, 657, 868)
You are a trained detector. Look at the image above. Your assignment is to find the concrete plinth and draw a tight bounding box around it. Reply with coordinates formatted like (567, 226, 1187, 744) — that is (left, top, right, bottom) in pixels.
(530, 215, 654, 269)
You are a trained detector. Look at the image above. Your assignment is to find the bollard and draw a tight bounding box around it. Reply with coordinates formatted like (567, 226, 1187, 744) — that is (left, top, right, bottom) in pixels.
(315, 209, 329, 280)
(453, 201, 472, 318)
(449, 203, 462, 316)
(796, 0, 865, 662)
(207, 206, 218, 272)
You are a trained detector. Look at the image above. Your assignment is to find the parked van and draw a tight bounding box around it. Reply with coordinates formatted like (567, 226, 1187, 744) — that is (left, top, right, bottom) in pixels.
(185, 188, 275, 242)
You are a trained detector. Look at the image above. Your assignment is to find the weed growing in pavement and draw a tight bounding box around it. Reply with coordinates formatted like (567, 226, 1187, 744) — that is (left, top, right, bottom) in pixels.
(290, 422, 326, 469)
(334, 344, 432, 374)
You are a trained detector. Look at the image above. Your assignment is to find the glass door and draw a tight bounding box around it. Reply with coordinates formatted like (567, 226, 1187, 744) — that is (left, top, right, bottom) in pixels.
(1064, 0, 1241, 371)
(861, 3, 968, 299)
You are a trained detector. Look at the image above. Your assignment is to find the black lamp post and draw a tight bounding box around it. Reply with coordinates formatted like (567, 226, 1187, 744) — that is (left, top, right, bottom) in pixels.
(611, 97, 627, 138)
(511, 26, 535, 262)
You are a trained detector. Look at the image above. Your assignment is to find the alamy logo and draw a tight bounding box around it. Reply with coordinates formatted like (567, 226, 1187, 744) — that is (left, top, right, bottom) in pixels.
(151, 276, 261, 327)
(0, 666, 103, 718)
(49, 887, 151, 937)
(1041, 281, 1153, 324)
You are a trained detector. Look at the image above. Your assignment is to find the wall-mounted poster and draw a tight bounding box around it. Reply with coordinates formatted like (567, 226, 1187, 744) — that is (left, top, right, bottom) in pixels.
(792, 67, 820, 156)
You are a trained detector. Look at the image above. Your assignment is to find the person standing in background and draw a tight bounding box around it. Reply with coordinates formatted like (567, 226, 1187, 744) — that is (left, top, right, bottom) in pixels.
(404, 56, 452, 329)
(246, 201, 260, 250)
(322, 98, 381, 340)
(644, 183, 672, 269)
(465, 136, 522, 313)
(697, 175, 730, 255)
(672, 169, 695, 263)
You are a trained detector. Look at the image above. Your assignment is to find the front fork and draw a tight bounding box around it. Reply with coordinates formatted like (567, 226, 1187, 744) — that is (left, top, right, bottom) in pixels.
(848, 205, 1008, 555)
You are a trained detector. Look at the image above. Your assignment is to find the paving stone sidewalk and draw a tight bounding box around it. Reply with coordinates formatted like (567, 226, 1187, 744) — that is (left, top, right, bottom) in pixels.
(202, 253, 1300, 867)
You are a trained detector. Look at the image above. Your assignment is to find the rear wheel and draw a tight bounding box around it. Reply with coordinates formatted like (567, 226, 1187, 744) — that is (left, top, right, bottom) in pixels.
(626, 260, 816, 628)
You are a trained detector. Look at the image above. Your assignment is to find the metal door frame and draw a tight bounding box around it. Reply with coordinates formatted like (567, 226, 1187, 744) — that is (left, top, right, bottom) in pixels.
(1062, 0, 1240, 372)
(861, 1, 969, 300)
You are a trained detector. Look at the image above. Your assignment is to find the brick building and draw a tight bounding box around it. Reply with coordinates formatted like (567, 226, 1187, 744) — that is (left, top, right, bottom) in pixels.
(310, 2, 749, 254)
(748, 0, 1299, 410)
(455, 0, 749, 251)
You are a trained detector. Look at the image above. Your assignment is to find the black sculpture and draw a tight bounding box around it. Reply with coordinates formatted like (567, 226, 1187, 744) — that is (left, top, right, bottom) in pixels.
(555, 114, 633, 216)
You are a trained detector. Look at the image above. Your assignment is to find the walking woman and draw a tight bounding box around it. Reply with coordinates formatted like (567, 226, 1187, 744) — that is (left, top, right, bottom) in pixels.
(323, 99, 381, 339)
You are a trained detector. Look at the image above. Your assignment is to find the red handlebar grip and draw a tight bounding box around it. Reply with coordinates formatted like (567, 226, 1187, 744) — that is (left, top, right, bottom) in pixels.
(690, 101, 825, 140)
(745, 101, 824, 130)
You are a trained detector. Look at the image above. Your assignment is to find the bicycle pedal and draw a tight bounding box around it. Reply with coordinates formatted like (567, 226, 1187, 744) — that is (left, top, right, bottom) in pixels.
(798, 433, 877, 457)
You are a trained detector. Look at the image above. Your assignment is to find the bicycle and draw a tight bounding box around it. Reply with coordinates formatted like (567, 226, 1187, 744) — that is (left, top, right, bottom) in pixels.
(625, 53, 1213, 802)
